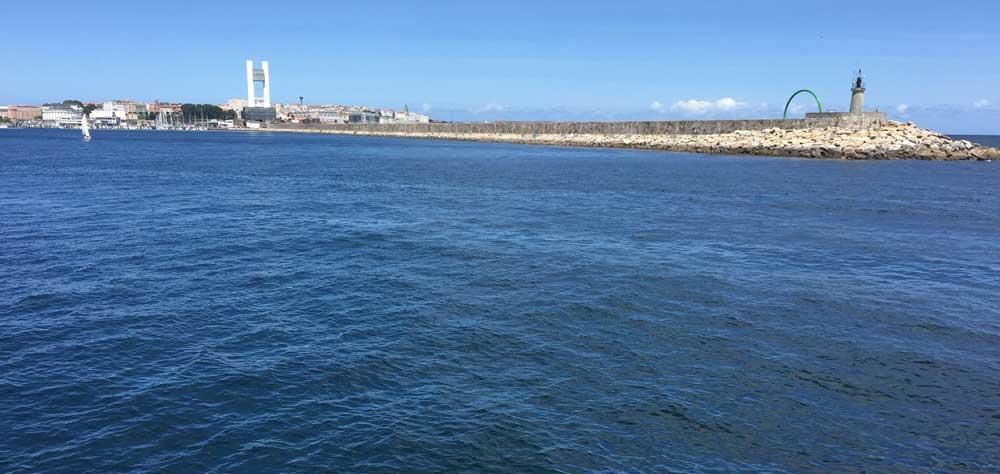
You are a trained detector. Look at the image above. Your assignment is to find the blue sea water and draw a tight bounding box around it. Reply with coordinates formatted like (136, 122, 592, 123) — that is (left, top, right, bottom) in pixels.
(955, 134, 1000, 149)
(2, 128, 999, 472)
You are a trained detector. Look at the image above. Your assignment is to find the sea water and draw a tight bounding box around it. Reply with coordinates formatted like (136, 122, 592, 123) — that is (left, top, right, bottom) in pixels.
(2, 129, 999, 471)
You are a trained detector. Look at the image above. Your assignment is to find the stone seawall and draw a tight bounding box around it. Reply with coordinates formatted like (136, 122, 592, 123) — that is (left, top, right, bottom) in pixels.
(265, 119, 999, 161)
(271, 114, 886, 136)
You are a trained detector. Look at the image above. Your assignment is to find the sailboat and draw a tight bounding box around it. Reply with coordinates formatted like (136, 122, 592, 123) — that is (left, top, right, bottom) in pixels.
(82, 114, 91, 142)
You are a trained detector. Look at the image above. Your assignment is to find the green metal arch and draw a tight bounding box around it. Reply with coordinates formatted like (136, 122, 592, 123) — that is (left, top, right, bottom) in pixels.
(783, 89, 823, 119)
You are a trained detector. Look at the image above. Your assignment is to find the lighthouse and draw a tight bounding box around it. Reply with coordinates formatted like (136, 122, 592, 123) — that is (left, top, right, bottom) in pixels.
(849, 70, 865, 114)
(797, 68, 885, 128)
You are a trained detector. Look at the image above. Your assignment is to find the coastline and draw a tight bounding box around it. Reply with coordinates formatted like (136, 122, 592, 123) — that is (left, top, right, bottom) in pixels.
(265, 121, 1000, 161)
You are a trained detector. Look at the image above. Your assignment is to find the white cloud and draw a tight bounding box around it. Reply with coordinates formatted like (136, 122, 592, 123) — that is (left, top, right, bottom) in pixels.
(672, 99, 713, 115)
(475, 102, 506, 113)
(714, 97, 740, 111)
(973, 99, 991, 109)
(649, 101, 666, 112)
(896, 104, 910, 114)
(421, 103, 432, 112)
(668, 97, 747, 116)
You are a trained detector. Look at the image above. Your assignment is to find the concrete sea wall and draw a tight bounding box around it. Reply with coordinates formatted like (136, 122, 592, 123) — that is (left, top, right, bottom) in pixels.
(270, 114, 887, 136)
(263, 118, 1000, 161)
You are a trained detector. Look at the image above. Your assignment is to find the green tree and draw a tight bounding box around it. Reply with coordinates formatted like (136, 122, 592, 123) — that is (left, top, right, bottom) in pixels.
(181, 104, 236, 121)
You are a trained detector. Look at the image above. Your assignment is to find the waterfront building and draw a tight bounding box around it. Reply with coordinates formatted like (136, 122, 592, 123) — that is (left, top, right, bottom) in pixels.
(90, 102, 127, 121)
(395, 111, 431, 124)
(103, 101, 143, 122)
(243, 59, 276, 124)
(91, 116, 120, 127)
(150, 102, 183, 116)
(89, 112, 119, 126)
(0, 106, 8, 120)
(8, 105, 42, 121)
(243, 107, 277, 123)
(128, 102, 148, 121)
(349, 111, 380, 124)
(318, 110, 348, 123)
(286, 110, 315, 123)
(284, 107, 346, 124)
(42, 105, 83, 125)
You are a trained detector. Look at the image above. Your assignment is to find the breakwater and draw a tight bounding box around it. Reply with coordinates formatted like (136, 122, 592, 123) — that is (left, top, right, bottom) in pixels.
(268, 119, 1000, 161)
(272, 114, 887, 136)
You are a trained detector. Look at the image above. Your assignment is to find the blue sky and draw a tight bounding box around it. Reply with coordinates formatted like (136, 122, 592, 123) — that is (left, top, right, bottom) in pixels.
(3, 0, 999, 132)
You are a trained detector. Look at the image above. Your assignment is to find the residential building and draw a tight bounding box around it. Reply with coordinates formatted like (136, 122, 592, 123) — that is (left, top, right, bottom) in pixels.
(8, 105, 42, 121)
(103, 100, 146, 121)
(274, 103, 293, 121)
(90, 101, 127, 122)
(220, 98, 247, 118)
(149, 102, 182, 116)
(128, 102, 148, 121)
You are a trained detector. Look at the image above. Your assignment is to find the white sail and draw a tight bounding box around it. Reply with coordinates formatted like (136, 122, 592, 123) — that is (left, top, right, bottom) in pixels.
(82, 115, 91, 141)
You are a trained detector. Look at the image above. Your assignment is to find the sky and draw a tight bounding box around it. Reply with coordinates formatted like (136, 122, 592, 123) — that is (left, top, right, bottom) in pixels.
(3, 0, 999, 133)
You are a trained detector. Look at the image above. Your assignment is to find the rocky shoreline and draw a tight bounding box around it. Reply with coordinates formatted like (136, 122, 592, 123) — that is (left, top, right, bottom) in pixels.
(268, 121, 1000, 161)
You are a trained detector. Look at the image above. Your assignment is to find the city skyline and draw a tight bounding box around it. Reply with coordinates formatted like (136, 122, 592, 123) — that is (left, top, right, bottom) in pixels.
(3, 0, 999, 132)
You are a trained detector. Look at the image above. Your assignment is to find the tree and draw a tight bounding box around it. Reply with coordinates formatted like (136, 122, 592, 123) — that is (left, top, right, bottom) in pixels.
(181, 104, 235, 121)
(62, 100, 84, 108)
(82, 104, 99, 115)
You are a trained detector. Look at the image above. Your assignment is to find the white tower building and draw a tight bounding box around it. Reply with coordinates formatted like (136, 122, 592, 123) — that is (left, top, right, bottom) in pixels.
(245, 59, 271, 107)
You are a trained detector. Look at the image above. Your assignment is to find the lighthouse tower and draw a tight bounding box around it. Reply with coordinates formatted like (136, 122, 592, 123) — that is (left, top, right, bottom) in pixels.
(849, 70, 865, 114)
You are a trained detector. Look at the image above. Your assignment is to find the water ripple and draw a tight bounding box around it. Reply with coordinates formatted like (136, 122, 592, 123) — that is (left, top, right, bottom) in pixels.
(2, 129, 1000, 472)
